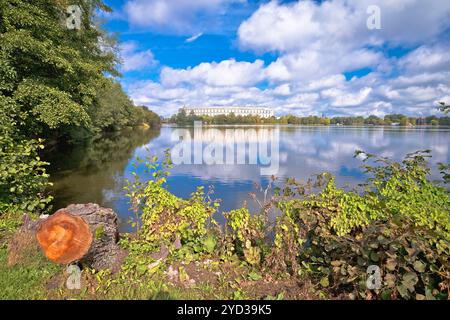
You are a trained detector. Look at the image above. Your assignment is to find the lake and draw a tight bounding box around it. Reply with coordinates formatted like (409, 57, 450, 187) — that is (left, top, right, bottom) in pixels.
(47, 125, 450, 232)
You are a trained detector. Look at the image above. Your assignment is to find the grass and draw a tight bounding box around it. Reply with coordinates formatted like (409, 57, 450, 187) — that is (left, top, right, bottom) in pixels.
(0, 244, 61, 300)
(0, 214, 308, 300)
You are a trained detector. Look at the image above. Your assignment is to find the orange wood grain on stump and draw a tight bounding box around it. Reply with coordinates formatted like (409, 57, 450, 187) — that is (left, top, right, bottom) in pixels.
(36, 211, 93, 264)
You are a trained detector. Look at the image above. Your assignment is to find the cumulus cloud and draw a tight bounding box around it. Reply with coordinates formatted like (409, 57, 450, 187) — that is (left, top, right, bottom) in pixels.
(265, 49, 383, 83)
(238, 0, 450, 51)
(124, 0, 450, 117)
(124, 0, 244, 33)
(119, 42, 158, 72)
(398, 44, 450, 74)
(160, 59, 265, 87)
(323, 87, 373, 107)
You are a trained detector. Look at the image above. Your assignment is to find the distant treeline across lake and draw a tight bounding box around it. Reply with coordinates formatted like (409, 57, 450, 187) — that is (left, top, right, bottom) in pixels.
(169, 111, 450, 126)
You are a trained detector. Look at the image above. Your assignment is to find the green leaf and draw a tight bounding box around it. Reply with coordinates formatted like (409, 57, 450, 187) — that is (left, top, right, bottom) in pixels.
(136, 264, 147, 275)
(370, 251, 379, 262)
(413, 260, 426, 273)
(425, 288, 436, 300)
(203, 235, 216, 254)
(397, 284, 409, 299)
(320, 277, 329, 288)
(248, 271, 262, 281)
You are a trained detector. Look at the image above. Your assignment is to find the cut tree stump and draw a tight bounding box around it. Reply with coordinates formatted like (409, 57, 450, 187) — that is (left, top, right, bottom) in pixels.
(37, 210, 93, 264)
(9, 204, 126, 272)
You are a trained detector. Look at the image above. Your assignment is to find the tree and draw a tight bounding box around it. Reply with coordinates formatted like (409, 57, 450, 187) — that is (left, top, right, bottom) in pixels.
(90, 79, 159, 132)
(431, 119, 439, 126)
(364, 115, 383, 125)
(0, 0, 119, 141)
(399, 116, 410, 126)
(0, 0, 158, 217)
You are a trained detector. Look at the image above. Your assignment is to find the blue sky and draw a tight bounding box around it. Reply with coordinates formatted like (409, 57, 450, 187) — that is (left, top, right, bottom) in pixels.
(100, 0, 450, 117)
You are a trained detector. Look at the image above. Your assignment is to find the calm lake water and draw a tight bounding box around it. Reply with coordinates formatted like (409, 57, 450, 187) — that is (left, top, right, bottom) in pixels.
(47, 125, 450, 232)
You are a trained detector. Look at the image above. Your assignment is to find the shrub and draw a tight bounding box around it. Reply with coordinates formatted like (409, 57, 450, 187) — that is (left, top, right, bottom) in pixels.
(0, 96, 52, 220)
(225, 208, 267, 265)
(125, 151, 218, 245)
(120, 149, 449, 300)
(117, 151, 221, 277)
(268, 151, 449, 299)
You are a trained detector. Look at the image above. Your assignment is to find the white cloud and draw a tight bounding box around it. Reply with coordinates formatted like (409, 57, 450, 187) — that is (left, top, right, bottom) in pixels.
(272, 84, 291, 96)
(160, 59, 265, 87)
(119, 42, 158, 72)
(398, 44, 450, 74)
(323, 87, 373, 107)
(123, 0, 450, 117)
(306, 75, 346, 91)
(124, 0, 244, 33)
(265, 48, 382, 83)
(238, 0, 450, 86)
(238, 0, 357, 53)
(238, 0, 450, 52)
(392, 73, 449, 88)
(185, 33, 203, 43)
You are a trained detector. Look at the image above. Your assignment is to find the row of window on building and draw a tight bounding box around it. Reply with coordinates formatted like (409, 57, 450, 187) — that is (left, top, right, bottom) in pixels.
(182, 107, 274, 118)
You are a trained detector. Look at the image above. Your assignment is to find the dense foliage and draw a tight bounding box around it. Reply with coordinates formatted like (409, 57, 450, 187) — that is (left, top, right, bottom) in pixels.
(90, 79, 160, 136)
(1, 0, 112, 140)
(269, 151, 449, 299)
(0, 0, 160, 218)
(120, 152, 220, 275)
(0, 0, 160, 142)
(0, 96, 52, 228)
(171, 109, 278, 125)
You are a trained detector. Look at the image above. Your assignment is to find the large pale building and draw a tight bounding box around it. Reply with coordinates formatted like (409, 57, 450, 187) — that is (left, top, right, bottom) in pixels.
(180, 106, 274, 118)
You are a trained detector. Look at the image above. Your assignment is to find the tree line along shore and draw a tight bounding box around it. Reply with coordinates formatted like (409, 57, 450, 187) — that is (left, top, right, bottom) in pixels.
(169, 109, 450, 126)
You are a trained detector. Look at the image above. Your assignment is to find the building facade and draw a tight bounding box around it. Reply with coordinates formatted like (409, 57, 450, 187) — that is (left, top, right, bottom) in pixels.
(180, 106, 274, 118)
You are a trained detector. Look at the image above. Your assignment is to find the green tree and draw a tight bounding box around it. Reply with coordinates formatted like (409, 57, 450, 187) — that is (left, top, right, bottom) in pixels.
(0, 0, 118, 141)
(364, 115, 383, 125)
(399, 116, 410, 126)
(0, 0, 148, 219)
(431, 119, 439, 126)
(91, 80, 132, 132)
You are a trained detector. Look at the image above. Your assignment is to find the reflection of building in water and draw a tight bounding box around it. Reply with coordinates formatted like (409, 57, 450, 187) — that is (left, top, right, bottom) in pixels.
(181, 106, 274, 118)
(171, 125, 280, 175)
